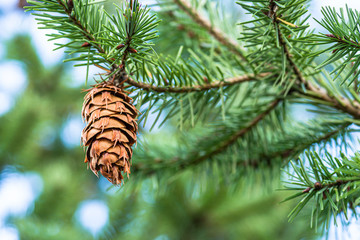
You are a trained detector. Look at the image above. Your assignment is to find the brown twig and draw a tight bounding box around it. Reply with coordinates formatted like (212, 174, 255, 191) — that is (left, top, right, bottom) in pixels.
(173, 0, 246, 61)
(126, 72, 270, 93)
(302, 179, 360, 194)
(325, 34, 360, 50)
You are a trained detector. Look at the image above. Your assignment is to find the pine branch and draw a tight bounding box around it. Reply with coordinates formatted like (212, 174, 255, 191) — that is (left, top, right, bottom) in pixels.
(185, 98, 281, 167)
(224, 121, 352, 170)
(28, 0, 159, 70)
(325, 34, 360, 50)
(174, 0, 360, 120)
(173, 0, 246, 61)
(235, 0, 360, 122)
(273, 11, 360, 119)
(262, 123, 351, 162)
(310, 6, 360, 85)
(134, 106, 354, 178)
(27, 0, 112, 66)
(135, 98, 281, 175)
(126, 72, 270, 93)
(55, 0, 108, 59)
(283, 152, 360, 226)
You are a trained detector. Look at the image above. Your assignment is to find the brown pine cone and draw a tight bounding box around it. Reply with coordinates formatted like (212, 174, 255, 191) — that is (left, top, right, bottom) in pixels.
(81, 83, 138, 185)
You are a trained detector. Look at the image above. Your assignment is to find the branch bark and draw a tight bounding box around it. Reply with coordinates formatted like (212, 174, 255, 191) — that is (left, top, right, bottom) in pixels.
(126, 72, 270, 93)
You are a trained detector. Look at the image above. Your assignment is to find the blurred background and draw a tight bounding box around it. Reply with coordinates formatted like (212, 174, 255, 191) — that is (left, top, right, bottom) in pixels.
(0, 0, 360, 239)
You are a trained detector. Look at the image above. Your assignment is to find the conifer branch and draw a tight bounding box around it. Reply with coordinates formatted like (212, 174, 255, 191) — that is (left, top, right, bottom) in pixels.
(173, 0, 246, 61)
(174, 0, 360, 119)
(119, 0, 137, 70)
(183, 98, 281, 167)
(284, 151, 360, 223)
(126, 72, 270, 93)
(135, 98, 281, 174)
(213, 122, 350, 169)
(324, 34, 360, 50)
(135, 109, 352, 175)
(311, 6, 360, 85)
(237, 123, 350, 169)
(302, 179, 358, 194)
(262, 123, 351, 162)
(274, 22, 360, 119)
(56, 0, 109, 62)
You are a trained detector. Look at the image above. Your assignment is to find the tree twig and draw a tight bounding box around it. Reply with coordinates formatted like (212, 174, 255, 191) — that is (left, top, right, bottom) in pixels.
(173, 0, 246, 61)
(302, 178, 360, 194)
(261, 123, 351, 162)
(235, 123, 351, 168)
(126, 72, 270, 93)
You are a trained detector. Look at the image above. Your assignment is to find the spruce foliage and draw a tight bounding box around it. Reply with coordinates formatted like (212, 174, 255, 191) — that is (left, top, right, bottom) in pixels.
(9, 0, 360, 236)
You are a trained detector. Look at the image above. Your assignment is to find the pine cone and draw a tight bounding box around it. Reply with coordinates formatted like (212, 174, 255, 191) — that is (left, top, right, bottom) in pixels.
(81, 83, 138, 185)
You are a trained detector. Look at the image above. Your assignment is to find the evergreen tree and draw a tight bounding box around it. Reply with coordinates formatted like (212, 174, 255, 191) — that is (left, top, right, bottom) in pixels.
(2, 0, 360, 239)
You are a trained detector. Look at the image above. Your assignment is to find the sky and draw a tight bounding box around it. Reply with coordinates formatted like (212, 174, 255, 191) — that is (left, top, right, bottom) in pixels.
(0, 0, 360, 239)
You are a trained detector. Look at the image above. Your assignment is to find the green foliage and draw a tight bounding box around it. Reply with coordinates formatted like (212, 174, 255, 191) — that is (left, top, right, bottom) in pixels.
(311, 6, 360, 86)
(283, 152, 360, 229)
(3, 0, 360, 238)
(237, 0, 313, 88)
(130, 48, 257, 127)
(103, 0, 160, 63)
(26, 0, 160, 69)
(98, 171, 319, 240)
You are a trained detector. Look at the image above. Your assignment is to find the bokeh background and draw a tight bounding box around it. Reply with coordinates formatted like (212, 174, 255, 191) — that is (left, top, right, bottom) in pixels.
(0, 0, 360, 239)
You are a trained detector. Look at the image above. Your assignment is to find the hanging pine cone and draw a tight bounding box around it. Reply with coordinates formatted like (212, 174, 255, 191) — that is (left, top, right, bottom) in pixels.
(81, 82, 138, 185)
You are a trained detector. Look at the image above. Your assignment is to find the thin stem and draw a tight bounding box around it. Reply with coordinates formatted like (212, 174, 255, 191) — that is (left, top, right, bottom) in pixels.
(58, 0, 136, 70)
(325, 34, 360, 50)
(120, 1, 136, 70)
(126, 72, 270, 93)
(352, 61, 359, 92)
(173, 0, 246, 61)
(302, 178, 360, 193)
